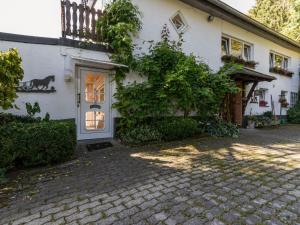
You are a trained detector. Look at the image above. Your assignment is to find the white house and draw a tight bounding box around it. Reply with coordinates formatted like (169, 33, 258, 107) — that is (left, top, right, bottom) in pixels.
(1, 0, 299, 140)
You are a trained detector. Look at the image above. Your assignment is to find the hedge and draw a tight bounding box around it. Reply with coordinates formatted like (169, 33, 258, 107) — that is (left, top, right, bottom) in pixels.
(0, 118, 76, 173)
(0, 112, 40, 125)
(287, 102, 300, 124)
(156, 118, 199, 141)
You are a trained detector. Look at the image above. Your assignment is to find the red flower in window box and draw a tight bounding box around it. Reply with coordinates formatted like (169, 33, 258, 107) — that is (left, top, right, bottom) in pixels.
(259, 100, 268, 107)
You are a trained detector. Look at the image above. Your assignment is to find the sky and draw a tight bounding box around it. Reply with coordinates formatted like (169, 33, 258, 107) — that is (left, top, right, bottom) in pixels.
(0, 0, 256, 38)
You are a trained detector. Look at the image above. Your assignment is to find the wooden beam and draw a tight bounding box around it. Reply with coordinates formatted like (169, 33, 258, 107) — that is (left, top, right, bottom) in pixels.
(243, 81, 258, 114)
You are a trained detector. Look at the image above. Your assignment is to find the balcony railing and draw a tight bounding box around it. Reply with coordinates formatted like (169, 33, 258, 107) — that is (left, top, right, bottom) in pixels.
(61, 0, 102, 42)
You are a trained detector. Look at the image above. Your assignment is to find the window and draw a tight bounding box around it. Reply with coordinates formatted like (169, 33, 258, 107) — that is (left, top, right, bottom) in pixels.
(221, 37, 229, 56)
(269, 52, 289, 70)
(170, 12, 188, 33)
(244, 44, 251, 61)
(85, 73, 105, 103)
(231, 39, 243, 58)
(221, 36, 252, 60)
(258, 89, 268, 107)
(85, 111, 105, 130)
(291, 92, 299, 108)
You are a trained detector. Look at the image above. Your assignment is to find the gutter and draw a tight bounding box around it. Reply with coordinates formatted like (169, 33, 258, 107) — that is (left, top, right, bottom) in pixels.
(180, 0, 300, 53)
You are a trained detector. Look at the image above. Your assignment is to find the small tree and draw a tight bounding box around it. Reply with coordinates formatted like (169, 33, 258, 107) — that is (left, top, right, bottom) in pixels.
(0, 49, 24, 109)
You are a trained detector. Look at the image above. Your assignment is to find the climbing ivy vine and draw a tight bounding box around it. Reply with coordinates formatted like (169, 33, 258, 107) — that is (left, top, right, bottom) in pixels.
(0, 48, 24, 110)
(113, 25, 240, 128)
(97, 1, 240, 130)
(97, 0, 142, 84)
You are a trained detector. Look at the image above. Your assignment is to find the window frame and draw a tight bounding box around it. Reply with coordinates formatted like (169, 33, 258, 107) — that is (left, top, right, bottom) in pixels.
(290, 92, 299, 108)
(269, 51, 290, 70)
(170, 11, 188, 34)
(221, 35, 253, 61)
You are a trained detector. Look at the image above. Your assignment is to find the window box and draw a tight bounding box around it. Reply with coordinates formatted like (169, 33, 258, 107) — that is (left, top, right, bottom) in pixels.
(221, 55, 258, 69)
(259, 100, 268, 107)
(221, 36, 257, 68)
(269, 67, 294, 77)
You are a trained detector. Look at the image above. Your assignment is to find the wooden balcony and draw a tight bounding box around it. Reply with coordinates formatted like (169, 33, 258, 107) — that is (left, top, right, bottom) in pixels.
(61, 0, 103, 42)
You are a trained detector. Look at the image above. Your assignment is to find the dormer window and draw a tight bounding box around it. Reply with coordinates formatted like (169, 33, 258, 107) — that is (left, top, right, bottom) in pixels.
(170, 11, 188, 33)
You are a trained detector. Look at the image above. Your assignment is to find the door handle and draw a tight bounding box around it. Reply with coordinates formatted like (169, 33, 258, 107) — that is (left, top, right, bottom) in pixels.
(77, 93, 81, 107)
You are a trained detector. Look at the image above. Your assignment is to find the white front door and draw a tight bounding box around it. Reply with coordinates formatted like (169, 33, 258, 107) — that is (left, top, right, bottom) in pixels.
(77, 68, 112, 140)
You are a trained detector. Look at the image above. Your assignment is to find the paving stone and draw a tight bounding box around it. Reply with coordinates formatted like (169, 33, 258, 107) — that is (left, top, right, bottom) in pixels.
(1, 126, 300, 225)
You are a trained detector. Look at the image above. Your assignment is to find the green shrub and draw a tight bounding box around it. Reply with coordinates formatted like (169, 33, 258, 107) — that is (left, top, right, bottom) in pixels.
(199, 117, 239, 138)
(254, 116, 272, 128)
(120, 125, 162, 145)
(287, 102, 300, 124)
(0, 168, 7, 184)
(0, 120, 76, 170)
(0, 112, 40, 125)
(157, 118, 199, 141)
(262, 111, 273, 119)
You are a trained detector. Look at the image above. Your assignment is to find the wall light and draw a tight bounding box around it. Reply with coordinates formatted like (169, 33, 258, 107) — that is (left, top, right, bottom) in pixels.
(207, 15, 215, 22)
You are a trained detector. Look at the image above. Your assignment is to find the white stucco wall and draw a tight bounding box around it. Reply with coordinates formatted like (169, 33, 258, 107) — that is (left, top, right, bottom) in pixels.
(130, 0, 300, 116)
(0, 40, 111, 120)
(1, 0, 299, 126)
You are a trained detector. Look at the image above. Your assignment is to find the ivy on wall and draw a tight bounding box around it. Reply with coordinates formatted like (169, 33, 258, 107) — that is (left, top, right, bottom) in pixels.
(97, 1, 240, 130)
(97, 0, 142, 84)
(113, 25, 240, 128)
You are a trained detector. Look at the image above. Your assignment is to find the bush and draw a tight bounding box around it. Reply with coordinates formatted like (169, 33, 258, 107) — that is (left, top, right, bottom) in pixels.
(120, 125, 162, 145)
(157, 118, 199, 141)
(0, 112, 40, 126)
(287, 102, 300, 124)
(199, 117, 239, 138)
(0, 120, 76, 171)
(262, 111, 273, 119)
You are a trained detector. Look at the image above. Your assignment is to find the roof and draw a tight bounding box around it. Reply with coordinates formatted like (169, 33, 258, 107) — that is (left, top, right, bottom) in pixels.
(180, 0, 300, 53)
(231, 68, 276, 83)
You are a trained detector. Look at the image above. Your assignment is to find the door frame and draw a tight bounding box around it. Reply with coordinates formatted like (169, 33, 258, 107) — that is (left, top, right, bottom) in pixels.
(75, 66, 114, 140)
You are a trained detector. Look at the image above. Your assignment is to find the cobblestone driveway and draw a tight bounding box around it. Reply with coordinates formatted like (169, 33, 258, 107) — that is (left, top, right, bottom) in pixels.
(0, 125, 299, 225)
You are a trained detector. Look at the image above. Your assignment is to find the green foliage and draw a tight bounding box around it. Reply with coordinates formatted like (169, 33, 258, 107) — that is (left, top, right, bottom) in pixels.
(118, 117, 199, 144)
(0, 115, 76, 179)
(249, 0, 300, 42)
(287, 102, 300, 123)
(26, 102, 41, 117)
(157, 118, 199, 141)
(0, 48, 24, 109)
(44, 112, 51, 122)
(283, 0, 300, 42)
(97, 0, 142, 83)
(114, 29, 239, 130)
(199, 116, 239, 138)
(262, 111, 273, 119)
(0, 168, 7, 184)
(0, 112, 40, 126)
(120, 124, 162, 145)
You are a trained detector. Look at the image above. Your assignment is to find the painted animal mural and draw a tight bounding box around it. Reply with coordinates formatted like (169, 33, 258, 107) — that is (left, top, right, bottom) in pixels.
(30, 76, 55, 90)
(17, 75, 56, 93)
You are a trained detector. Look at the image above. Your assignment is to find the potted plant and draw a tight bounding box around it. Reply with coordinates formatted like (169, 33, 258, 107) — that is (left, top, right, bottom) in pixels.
(247, 115, 257, 129)
(279, 95, 289, 108)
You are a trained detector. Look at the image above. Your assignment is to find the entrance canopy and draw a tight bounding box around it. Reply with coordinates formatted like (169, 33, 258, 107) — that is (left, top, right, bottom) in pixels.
(227, 68, 276, 126)
(71, 56, 128, 70)
(230, 68, 276, 83)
